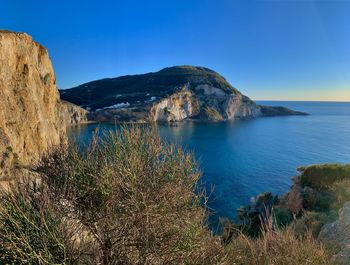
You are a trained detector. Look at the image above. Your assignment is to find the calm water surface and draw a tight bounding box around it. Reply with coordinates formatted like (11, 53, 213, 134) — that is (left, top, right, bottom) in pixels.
(69, 101, 350, 224)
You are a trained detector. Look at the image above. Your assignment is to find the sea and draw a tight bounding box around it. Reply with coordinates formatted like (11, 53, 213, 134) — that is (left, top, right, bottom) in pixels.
(68, 101, 350, 226)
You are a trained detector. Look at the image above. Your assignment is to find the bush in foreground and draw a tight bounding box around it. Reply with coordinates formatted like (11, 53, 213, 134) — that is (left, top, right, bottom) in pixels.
(36, 126, 224, 264)
(0, 182, 75, 264)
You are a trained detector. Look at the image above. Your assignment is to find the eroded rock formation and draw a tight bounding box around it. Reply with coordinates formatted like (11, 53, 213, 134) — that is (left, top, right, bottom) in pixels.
(60, 100, 89, 125)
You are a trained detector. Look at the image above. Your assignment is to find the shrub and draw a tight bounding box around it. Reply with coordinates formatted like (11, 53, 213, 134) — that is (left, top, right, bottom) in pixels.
(330, 179, 350, 209)
(299, 164, 350, 190)
(35, 125, 224, 264)
(273, 206, 294, 228)
(283, 184, 304, 214)
(236, 192, 279, 237)
(302, 189, 334, 212)
(292, 211, 331, 237)
(0, 181, 75, 264)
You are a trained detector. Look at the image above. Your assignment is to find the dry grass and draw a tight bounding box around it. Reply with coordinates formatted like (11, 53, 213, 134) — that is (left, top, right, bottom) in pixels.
(225, 221, 333, 265)
(330, 179, 350, 209)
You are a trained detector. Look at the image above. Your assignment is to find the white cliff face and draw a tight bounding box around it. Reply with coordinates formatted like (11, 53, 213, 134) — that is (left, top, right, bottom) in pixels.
(224, 95, 261, 119)
(147, 85, 262, 122)
(149, 90, 197, 122)
(87, 85, 262, 123)
(192, 85, 262, 120)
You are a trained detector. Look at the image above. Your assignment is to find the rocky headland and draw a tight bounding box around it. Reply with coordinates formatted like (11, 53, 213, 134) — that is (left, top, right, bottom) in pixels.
(60, 66, 307, 123)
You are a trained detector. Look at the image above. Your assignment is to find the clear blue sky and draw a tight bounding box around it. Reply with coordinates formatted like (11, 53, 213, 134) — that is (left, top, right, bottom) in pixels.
(1, 0, 349, 101)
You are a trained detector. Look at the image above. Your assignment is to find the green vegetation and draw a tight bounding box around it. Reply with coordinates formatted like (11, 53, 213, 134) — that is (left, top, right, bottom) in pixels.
(259, 105, 308, 116)
(292, 211, 330, 237)
(289, 164, 350, 236)
(225, 192, 294, 238)
(1, 126, 224, 264)
(299, 164, 350, 189)
(203, 106, 223, 121)
(0, 126, 333, 264)
(0, 182, 71, 264)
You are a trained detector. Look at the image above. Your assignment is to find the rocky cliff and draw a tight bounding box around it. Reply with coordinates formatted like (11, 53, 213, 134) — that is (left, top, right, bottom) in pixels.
(60, 100, 89, 125)
(149, 88, 197, 122)
(0, 31, 86, 177)
(60, 66, 307, 123)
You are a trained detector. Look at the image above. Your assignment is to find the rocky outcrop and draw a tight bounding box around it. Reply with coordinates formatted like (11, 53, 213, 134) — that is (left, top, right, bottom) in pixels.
(260, 105, 306, 116)
(60, 66, 307, 123)
(60, 100, 89, 125)
(117, 86, 303, 123)
(0, 31, 86, 178)
(149, 89, 198, 122)
(224, 95, 261, 119)
(318, 202, 350, 264)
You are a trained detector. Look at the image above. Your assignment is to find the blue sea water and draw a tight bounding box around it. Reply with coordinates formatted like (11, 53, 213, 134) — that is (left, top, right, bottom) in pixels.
(69, 101, 350, 225)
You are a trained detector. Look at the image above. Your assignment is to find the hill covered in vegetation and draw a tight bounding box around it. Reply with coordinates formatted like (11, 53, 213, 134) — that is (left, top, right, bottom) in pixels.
(60, 66, 238, 108)
(60, 66, 307, 122)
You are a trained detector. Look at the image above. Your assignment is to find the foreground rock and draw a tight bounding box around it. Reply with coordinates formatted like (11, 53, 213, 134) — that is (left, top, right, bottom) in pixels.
(318, 202, 350, 265)
(0, 30, 86, 178)
(60, 66, 307, 123)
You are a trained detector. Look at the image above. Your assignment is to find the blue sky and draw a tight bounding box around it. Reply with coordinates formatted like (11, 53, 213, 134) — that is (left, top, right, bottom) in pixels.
(1, 0, 349, 101)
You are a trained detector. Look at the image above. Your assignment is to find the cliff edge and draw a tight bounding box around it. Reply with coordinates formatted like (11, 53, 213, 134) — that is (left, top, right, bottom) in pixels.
(0, 31, 86, 177)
